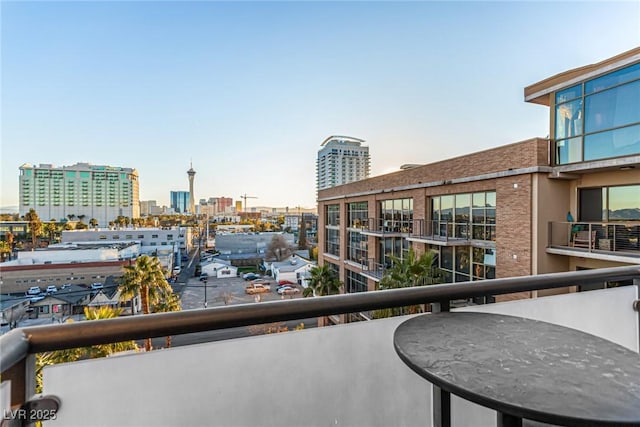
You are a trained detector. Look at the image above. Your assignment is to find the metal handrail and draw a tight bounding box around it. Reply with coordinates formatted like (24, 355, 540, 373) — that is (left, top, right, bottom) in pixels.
(2, 265, 639, 373)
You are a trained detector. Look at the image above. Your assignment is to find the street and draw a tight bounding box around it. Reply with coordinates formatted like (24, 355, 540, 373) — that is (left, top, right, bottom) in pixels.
(154, 255, 317, 348)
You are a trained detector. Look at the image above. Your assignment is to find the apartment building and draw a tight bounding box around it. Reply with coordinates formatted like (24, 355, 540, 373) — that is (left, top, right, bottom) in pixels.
(19, 163, 140, 227)
(316, 135, 371, 193)
(317, 47, 640, 302)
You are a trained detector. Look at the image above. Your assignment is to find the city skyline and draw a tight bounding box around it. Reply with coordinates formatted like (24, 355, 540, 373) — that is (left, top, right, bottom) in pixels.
(2, 1, 639, 212)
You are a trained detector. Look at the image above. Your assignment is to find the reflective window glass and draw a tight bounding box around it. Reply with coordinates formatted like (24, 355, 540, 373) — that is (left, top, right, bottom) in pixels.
(608, 185, 640, 220)
(584, 123, 640, 161)
(585, 80, 640, 133)
(556, 84, 582, 103)
(472, 193, 484, 208)
(455, 248, 470, 274)
(556, 137, 583, 164)
(555, 99, 583, 139)
(455, 194, 470, 223)
(441, 246, 453, 270)
(585, 62, 640, 94)
(440, 195, 454, 221)
(485, 192, 496, 208)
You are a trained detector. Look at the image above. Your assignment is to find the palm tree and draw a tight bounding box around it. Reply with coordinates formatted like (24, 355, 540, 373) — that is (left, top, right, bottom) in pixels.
(152, 290, 181, 348)
(118, 254, 172, 351)
(303, 264, 342, 297)
(24, 209, 42, 250)
(375, 247, 440, 318)
(43, 220, 58, 243)
(35, 306, 138, 392)
(89, 218, 99, 228)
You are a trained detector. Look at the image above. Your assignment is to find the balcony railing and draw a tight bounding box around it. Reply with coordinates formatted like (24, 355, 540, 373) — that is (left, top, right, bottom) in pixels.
(360, 217, 412, 236)
(410, 219, 496, 245)
(1, 266, 639, 426)
(360, 257, 386, 281)
(548, 221, 640, 257)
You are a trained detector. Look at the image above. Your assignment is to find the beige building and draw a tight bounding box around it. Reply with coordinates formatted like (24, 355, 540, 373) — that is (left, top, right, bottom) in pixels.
(317, 47, 640, 302)
(19, 162, 140, 227)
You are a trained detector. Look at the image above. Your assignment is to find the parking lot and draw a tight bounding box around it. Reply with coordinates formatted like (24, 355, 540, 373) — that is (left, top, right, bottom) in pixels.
(179, 274, 303, 310)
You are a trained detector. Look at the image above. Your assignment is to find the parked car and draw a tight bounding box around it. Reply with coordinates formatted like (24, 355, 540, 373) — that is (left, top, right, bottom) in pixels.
(61, 284, 72, 290)
(173, 266, 182, 275)
(46, 285, 58, 294)
(278, 280, 296, 286)
(245, 283, 271, 295)
(26, 286, 42, 296)
(90, 283, 104, 290)
(30, 295, 45, 303)
(251, 278, 272, 286)
(199, 272, 209, 281)
(277, 286, 300, 295)
(242, 272, 260, 281)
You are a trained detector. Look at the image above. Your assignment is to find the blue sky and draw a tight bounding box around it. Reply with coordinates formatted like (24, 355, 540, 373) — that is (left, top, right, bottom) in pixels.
(2, 1, 639, 211)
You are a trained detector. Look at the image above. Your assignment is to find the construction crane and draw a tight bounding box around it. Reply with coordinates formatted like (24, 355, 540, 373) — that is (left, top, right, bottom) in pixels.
(239, 194, 257, 212)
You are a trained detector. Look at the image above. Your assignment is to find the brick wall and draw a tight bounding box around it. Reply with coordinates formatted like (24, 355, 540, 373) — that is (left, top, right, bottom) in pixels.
(318, 138, 548, 201)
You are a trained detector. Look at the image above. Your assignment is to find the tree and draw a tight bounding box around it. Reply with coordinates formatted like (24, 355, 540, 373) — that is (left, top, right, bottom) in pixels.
(266, 234, 293, 261)
(374, 247, 440, 318)
(118, 254, 172, 351)
(151, 289, 181, 348)
(89, 218, 99, 228)
(298, 217, 308, 249)
(35, 306, 138, 392)
(302, 264, 342, 297)
(24, 209, 43, 250)
(67, 214, 76, 222)
(43, 220, 60, 243)
(75, 220, 89, 230)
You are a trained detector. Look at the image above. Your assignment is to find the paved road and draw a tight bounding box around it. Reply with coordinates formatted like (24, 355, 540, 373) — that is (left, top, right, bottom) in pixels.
(152, 259, 316, 348)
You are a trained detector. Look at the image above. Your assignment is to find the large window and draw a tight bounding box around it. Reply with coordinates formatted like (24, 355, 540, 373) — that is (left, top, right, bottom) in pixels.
(437, 246, 495, 284)
(326, 204, 340, 226)
(432, 191, 495, 241)
(347, 231, 367, 263)
(325, 228, 340, 257)
(555, 62, 640, 164)
(379, 237, 408, 268)
(346, 270, 368, 293)
(579, 184, 640, 221)
(348, 201, 367, 228)
(379, 198, 413, 233)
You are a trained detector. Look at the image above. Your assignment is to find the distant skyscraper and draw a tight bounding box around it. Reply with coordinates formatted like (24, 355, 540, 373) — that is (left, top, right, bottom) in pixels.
(19, 162, 139, 226)
(187, 163, 196, 214)
(316, 135, 370, 193)
(170, 191, 190, 214)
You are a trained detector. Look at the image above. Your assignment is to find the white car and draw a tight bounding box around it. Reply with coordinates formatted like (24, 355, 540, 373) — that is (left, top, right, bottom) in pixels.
(27, 286, 42, 296)
(90, 283, 104, 290)
(173, 266, 182, 275)
(46, 285, 58, 294)
(277, 286, 300, 295)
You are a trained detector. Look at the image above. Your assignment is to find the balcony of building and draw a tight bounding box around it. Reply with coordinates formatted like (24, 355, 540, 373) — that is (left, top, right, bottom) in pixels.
(408, 219, 496, 247)
(547, 221, 640, 263)
(359, 257, 386, 282)
(360, 217, 412, 237)
(1, 266, 639, 427)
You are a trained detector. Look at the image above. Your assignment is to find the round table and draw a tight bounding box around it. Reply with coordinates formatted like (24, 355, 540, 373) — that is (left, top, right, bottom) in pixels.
(393, 312, 640, 426)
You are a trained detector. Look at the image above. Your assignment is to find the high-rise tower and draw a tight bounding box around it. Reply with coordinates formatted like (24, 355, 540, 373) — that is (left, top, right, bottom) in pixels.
(187, 162, 196, 215)
(316, 135, 370, 193)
